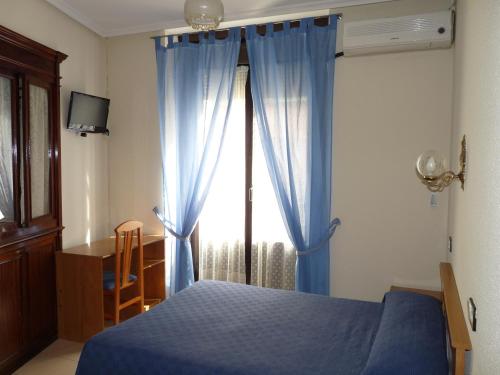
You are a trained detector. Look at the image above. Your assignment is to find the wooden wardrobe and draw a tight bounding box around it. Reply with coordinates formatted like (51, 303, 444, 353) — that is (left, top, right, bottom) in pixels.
(0, 25, 66, 374)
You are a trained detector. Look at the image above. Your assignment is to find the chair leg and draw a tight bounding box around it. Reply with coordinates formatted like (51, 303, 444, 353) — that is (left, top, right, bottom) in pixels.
(114, 305, 120, 325)
(138, 274, 145, 313)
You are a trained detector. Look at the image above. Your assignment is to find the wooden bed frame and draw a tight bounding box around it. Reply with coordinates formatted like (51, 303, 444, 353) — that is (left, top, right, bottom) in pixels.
(440, 262, 472, 375)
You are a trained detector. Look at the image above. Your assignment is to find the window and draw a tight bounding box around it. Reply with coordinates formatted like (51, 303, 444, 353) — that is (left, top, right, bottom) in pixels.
(197, 66, 296, 290)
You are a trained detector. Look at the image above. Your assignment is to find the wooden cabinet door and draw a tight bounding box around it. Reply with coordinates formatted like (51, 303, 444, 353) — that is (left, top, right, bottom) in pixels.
(25, 236, 57, 343)
(0, 250, 23, 366)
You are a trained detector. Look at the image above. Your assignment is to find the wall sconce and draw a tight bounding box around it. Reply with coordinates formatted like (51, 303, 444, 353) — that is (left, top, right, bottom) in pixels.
(415, 135, 466, 192)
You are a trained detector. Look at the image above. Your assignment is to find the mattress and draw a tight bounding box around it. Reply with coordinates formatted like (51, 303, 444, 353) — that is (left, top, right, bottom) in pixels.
(76, 280, 447, 375)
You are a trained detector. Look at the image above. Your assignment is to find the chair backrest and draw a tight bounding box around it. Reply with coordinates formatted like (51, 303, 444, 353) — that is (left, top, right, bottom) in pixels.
(114, 220, 144, 289)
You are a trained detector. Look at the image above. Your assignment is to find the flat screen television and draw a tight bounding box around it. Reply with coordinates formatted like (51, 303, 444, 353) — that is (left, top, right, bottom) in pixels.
(67, 91, 110, 135)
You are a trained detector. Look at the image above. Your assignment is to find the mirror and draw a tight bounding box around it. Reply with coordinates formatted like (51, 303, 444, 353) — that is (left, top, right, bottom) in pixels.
(0, 76, 14, 223)
(29, 84, 50, 219)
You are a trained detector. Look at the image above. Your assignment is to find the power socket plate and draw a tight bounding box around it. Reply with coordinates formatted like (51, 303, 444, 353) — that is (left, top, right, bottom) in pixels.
(467, 298, 477, 332)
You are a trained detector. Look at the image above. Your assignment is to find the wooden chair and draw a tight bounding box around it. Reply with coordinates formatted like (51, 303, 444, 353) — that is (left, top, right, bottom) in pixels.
(103, 220, 145, 325)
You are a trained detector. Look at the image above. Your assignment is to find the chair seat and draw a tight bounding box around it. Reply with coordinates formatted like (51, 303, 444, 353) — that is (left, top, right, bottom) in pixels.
(103, 271, 137, 290)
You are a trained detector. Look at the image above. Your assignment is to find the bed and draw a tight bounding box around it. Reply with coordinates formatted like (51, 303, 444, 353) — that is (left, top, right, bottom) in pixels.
(76, 263, 470, 375)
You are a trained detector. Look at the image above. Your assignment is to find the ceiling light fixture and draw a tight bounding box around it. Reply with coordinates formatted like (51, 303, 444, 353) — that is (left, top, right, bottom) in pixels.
(184, 0, 224, 31)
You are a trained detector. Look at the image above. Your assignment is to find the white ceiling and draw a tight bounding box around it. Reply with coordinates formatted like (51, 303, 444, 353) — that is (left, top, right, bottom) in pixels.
(46, 0, 392, 37)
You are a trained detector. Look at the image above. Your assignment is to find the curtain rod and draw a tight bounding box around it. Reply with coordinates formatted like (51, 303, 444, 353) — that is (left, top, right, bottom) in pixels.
(150, 14, 342, 40)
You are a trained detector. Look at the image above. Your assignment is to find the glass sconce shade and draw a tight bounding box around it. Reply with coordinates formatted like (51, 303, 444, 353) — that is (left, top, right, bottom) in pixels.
(184, 0, 224, 31)
(415, 135, 466, 192)
(416, 150, 447, 178)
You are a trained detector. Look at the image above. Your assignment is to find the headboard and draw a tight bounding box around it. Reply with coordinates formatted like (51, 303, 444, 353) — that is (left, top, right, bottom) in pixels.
(440, 262, 472, 375)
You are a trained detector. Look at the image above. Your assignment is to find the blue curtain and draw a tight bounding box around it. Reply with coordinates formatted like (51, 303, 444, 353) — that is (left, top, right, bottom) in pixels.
(154, 29, 241, 294)
(246, 17, 340, 295)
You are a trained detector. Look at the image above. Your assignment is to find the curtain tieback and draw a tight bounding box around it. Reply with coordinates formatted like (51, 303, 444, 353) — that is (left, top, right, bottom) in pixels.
(296, 218, 341, 256)
(165, 227, 190, 242)
(152, 206, 191, 241)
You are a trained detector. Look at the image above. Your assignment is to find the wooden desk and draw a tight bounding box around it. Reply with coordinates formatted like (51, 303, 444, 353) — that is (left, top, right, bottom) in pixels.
(56, 235, 166, 342)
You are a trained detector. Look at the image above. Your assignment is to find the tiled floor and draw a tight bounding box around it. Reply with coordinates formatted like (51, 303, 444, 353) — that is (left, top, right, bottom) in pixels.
(14, 340, 83, 375)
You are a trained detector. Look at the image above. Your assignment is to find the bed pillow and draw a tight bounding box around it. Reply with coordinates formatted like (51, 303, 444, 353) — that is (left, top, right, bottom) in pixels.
(361, 291, 448, 375)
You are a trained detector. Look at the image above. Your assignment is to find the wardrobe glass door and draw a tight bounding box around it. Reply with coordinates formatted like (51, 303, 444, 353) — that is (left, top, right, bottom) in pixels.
(28, 84, 50, 219)
(0, 76, 14, 223)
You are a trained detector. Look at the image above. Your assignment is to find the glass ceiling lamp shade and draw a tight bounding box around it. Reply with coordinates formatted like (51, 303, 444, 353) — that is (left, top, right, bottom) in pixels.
(415, 135, 466, 192)
(184, 0, 224, 31)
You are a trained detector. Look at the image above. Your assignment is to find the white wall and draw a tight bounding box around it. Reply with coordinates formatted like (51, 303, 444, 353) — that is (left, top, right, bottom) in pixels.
(331, 48, 453, 301)
(328, 0, 454, 302)
(0, 0, 109, 248)
(448, 0, 500, 373)
(106, 32, 164, 234)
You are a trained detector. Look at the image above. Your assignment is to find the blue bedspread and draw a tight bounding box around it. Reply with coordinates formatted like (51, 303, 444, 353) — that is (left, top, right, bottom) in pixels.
(77, 281, 447, 375)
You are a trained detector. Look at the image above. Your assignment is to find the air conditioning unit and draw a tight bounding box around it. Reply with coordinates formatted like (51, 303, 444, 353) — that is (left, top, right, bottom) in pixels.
(343, 11, 453, 56)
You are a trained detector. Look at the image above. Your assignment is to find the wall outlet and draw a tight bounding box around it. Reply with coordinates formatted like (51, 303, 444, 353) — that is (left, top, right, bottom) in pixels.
(468, 298, 477, 332)
(448, 236, 453, 253)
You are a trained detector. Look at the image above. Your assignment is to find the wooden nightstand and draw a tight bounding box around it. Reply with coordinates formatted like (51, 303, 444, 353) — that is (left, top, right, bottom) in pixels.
(390, 285, 443, 301)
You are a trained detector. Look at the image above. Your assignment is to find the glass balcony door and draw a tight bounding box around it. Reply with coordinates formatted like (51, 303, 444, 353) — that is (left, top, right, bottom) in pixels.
(198, 66, 296, 290)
